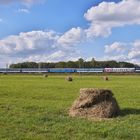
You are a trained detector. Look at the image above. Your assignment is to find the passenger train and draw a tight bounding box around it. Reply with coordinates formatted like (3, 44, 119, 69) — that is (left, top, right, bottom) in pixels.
(0, 68, 140, 73)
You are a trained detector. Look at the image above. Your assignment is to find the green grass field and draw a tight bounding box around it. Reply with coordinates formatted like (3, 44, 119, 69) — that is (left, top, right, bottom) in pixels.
(0, 75, 140, 140)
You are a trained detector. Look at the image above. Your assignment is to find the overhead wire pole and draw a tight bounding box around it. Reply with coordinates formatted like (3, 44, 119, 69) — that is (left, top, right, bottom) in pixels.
(38, 62, 41, 74)
(79, 59, 81, 76)
(6, 63, 8, 73)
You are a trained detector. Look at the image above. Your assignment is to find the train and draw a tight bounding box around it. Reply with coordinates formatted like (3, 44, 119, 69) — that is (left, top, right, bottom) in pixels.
(0, 67, 140, 73)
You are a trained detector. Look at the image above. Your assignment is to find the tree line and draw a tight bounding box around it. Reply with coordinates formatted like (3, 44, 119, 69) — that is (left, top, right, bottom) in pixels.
(9, 58, 138, 69)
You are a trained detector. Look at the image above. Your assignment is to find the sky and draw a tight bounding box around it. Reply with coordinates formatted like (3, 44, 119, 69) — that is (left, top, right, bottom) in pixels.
(0, 0, 140, 67)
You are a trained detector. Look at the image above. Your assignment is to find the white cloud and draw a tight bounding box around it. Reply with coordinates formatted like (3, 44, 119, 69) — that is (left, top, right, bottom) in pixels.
(101, 54, 140, 65)
(102, 55, 128, 62)
(0, 29, 81, 64)
(0, 30, 58, 55)
(18, 8, 30, 13)
(103, 40, 140, 64)
(22, 51, 73, 62)
(84, 0, 140, 38)
(84, 0, 140, 64)
(85, 23, 111, 38)
(105, 42, 127, 53)
(1, 0, 140, 66)
(57, 27, 85, 49)
(128, 40, 140, 59)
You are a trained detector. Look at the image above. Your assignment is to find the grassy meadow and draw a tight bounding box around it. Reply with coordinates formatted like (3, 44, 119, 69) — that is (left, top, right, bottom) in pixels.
(0, 74, 140, 140)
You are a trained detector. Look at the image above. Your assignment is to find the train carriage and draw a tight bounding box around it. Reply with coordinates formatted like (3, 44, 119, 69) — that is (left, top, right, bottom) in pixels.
(22, 68, 48, 73)
(49, 68, 75, 73)
(135, 68, 140, 72)
(76, 68, 103, 73)
(104, 68, 135, 73)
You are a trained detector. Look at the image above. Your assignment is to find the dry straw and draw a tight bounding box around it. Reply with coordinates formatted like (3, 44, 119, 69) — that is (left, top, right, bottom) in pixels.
(103, 76, 109, 81)
(43, 74, 48, 78)
(65, 76, 73, 81)
(69, 88, 120, 119)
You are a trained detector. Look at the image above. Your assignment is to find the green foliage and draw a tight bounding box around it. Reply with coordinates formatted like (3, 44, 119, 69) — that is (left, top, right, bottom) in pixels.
(0, 75, 139, 140)
(10, 62, 38, 68)
(9, 59, 137, 68)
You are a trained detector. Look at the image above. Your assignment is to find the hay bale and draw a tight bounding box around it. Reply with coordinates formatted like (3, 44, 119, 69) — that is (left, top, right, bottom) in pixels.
(66, 76, 73, 81)
(103, 76, 108, 81)
(43, 74, 48, 78)
(69, 88, 120, 119)
(3, 72, 7, 75)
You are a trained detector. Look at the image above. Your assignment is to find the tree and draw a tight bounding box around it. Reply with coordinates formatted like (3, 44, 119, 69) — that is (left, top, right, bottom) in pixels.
(55, 62, 66, 68)
(9, 59, 136, 69)
(90, 58, 96, 68)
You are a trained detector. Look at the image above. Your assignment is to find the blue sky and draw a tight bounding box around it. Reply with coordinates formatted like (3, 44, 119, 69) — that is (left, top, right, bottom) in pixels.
(0, 0, 120, 38)
(0, 0, 140, 67)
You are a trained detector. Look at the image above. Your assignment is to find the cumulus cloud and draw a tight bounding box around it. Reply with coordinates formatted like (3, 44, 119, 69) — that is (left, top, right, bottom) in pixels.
(85, 0, 140, 64)
(57, 27, 85, 49)
(84, 0, 140, 38)
(105, 42, 127, 53)
(0, 28, 82, 64)
(102, 54, 140, 65)
(102, 55, 128, 62)
(103, 40, 140, 64)
(0, 31, 58, 55)
(128, 40, 140, 59)
(1, 0, 140, 66)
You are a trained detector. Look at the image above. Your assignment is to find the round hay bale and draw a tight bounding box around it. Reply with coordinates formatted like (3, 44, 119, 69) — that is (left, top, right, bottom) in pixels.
(43, 74, 48, 78)
(3, 72, 7, 75)
(69, 88, 120, 119)
(103, 76, 108, 81)
(66, 76, 73, 81)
